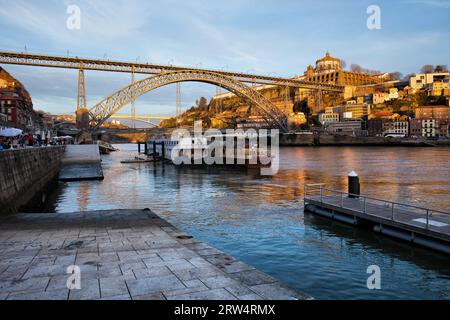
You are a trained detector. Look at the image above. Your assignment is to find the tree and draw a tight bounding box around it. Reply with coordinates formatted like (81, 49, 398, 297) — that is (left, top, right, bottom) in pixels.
(340, 59, 347, 69)
(350, 64, 362, 73)
(421, 65, 434, 74)
(403, 73, 415, 81)
(350, 64, 380, 75)
(196, 97, 208, 111)
(293, 99, 310, 116)
(389, 72, 403, 81)
(434, 65, 448, 73)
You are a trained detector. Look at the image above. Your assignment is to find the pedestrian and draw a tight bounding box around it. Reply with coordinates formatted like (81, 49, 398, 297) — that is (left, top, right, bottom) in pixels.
(27, 133, 33, 147)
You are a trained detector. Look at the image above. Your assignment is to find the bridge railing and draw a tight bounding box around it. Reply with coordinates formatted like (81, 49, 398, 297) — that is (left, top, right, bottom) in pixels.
(304, 184, 450, 233)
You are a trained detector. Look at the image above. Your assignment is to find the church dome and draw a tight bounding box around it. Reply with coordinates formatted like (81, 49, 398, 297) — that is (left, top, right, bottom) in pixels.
(316, 52, 340, 64)
(315, 52, 341, 73)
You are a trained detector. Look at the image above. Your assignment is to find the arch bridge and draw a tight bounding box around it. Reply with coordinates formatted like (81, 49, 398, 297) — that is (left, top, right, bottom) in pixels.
(0, 51, 345, 133)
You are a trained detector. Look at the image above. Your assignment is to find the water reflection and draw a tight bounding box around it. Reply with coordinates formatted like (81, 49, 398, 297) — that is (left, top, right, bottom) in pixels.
(43, 144, 450, 299)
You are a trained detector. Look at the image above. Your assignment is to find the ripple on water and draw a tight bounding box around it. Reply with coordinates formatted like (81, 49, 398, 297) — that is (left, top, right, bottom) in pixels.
(45, 144, 450, 299)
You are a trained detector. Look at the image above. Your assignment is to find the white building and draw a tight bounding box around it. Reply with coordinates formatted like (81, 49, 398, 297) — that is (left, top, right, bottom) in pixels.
(422, 119, 440, 137)
(410, 72, 449, 90)
(326, 121, 366, 136)
(382, 121, 409, 137)
(319, 112, 339, 126)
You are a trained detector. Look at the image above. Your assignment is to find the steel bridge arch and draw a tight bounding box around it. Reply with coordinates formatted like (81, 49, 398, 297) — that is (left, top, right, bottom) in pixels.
(88, 70, 289, 132)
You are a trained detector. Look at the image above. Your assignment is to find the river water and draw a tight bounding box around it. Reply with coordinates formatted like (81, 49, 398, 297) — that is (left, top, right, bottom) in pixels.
(45, 144, 450, 300)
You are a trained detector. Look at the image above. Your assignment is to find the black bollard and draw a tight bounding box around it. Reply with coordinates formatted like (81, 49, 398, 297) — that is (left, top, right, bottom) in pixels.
(138, 142, 141, 154)
(348, 171, 360, 199)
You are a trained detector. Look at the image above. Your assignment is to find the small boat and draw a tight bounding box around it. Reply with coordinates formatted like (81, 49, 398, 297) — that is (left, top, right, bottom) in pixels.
(97, 141, 119, 154)
(121, 156, 154, 164)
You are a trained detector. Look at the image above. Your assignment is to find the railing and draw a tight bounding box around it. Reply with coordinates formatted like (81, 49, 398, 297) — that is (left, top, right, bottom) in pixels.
(304, 184, 450, 233)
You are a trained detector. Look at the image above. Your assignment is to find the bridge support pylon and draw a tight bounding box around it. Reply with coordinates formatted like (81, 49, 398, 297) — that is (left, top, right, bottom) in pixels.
(76, 64, 90, 130)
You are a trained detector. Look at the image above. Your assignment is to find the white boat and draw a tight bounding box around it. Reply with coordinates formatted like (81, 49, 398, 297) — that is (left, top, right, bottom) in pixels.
(146, 132, 273, 168)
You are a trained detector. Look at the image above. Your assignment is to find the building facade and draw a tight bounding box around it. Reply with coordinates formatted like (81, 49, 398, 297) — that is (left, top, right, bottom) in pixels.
(368, 118, 383, 137)
(0, 113, 7, 130)
(409, 119, 422, 137)
(319, 112, 340, 126)
(410, 72, 449, 90)
(331, 104, 371, 121)
(325, 121, 366, 136)
(422, 119, 440, 137)
(382, 120, 409, 137)
(304, 52, 384, 86)
(0, 67, 39, 131)
(236, 116, 271, 129)
(415, 106, 450, 120)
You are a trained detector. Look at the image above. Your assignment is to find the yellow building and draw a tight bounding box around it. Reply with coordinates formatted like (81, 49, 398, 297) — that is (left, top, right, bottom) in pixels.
(304, 52, 385, 86)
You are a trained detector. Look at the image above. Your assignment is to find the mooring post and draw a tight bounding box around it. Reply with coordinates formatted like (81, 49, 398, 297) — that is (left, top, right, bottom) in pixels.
(144, 142, 148, 155)
(161, 141, 166, 160)
(348, 171, 360, 199)
(153, 141, 157, 161)
(138, 142, 141, 154)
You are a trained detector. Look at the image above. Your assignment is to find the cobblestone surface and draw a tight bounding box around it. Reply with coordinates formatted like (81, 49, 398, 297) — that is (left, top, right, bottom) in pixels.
(0, 209, 312, 300)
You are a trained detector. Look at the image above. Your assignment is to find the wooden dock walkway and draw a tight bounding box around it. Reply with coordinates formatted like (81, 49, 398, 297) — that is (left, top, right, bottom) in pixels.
(304, 184, 450, 254)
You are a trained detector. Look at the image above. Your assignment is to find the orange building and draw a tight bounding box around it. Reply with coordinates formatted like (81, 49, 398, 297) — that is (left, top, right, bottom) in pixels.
(304, 52, 385, 86)
(415, 106, 450, 120)
(0, 67, 35, 130)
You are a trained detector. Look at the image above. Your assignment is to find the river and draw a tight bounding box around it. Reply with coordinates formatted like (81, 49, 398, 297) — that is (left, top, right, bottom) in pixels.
(44, 144, 450, 300)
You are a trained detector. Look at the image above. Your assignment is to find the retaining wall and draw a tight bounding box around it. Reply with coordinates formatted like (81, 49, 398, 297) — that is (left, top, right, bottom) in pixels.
(0, 146, 65, 215)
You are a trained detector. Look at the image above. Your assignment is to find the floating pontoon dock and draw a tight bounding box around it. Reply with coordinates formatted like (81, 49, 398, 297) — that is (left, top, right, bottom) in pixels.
(304, 184, 450, 255)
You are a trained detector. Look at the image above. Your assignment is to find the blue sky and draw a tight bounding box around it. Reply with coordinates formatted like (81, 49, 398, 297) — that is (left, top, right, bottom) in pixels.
(0, 0, 449, 117)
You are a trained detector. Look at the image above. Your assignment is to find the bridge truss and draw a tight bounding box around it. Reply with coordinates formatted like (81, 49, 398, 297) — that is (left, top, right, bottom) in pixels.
(0, 51, 345, 133)
(89, 70, 291, 132)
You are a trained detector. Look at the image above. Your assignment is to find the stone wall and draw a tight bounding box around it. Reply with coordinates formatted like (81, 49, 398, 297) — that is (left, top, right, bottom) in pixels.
(0, 146, 65, 215)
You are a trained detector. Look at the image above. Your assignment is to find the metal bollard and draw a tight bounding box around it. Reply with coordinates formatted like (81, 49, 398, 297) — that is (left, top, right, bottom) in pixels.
(348, 171, 360, 199)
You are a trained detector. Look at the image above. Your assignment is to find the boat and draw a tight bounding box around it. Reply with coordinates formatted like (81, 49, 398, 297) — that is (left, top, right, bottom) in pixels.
(146, 132, 274, 168)
(96, 141, 119, 154)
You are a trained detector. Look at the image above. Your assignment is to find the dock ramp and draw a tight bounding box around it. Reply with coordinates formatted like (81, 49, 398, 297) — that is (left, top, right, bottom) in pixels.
(59, 145, 104, 181)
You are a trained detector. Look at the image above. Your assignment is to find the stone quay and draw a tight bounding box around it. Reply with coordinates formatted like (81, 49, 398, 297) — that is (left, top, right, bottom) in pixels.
(0, 209, 312, 300)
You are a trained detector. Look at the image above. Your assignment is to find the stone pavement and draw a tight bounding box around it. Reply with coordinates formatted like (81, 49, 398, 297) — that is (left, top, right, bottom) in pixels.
(0, 209, 312, 300)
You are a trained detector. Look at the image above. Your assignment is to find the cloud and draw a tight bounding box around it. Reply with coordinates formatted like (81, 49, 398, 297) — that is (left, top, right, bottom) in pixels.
(404, 0, 450, 9)
(0, 0, 449, 116)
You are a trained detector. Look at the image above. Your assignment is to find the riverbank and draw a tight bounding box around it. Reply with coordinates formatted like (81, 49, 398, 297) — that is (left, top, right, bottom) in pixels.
(0, 146, 65, 215)
(280, 133, 450, 146)
(0, 209, 311, 300)
(28, 144, 450, 299)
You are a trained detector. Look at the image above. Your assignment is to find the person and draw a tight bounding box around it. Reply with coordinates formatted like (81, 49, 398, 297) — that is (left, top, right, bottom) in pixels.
(27, 133, 33, 147)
